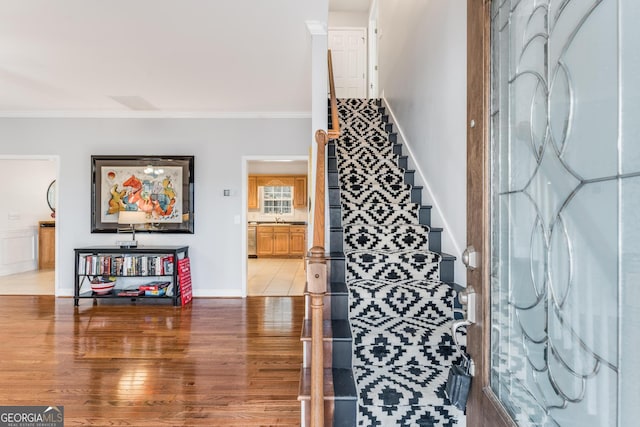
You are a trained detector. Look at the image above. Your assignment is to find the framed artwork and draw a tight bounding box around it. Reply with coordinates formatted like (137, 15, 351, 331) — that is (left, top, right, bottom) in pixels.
(91, 155, 194, 233)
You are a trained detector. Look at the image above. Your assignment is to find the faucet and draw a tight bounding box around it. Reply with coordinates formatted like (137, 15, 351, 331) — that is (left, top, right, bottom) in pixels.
(274, 216, 282, 223)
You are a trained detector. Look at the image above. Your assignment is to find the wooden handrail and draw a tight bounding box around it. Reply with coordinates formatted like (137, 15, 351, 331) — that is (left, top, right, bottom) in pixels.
(307, 49, 340, 427)
(327, 50, 340, 140)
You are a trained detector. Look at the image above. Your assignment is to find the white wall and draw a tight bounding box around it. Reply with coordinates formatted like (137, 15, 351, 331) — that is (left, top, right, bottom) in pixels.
(378, 0, 467, 285)
(329, 11, 369, 27)
(0, 117, 310, 296)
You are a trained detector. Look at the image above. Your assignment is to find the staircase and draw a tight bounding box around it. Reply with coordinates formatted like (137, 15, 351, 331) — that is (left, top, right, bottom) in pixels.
(299, 98, 466, 426)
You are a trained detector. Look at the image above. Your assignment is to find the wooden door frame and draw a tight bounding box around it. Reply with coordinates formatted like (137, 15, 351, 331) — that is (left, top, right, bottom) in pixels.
(0, 154, 59, 295)
(466, 0, 515, 425)
(241, 155, 308, 298)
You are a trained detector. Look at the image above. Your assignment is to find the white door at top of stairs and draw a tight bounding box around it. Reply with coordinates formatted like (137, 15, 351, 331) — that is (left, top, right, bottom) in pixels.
(328, 28, 367, 98)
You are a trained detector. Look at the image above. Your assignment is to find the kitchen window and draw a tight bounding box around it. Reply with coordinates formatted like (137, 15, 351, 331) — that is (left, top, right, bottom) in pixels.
(262, 186, 293, 214)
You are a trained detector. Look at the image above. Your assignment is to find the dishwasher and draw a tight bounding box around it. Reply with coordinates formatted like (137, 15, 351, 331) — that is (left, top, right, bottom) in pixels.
(247, 223, 257, 258)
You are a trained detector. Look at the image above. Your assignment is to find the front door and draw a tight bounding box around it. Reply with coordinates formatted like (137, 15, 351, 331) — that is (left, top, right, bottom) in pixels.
(467, 0, 640, 426)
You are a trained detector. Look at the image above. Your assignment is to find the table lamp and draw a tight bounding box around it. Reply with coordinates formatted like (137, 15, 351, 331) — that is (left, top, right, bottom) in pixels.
(117, 210, 148, 248)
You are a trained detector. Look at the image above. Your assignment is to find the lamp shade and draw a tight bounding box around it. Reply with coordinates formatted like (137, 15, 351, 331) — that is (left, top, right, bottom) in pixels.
(117, 210, 148, 225)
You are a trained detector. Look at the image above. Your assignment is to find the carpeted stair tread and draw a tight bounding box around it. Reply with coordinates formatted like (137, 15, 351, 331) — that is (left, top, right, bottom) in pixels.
(335, 164, 407, 174)
(335, 138, 394, 152)
(337, 101, 385, 118)
(341, 202, 421, 226)
(353, 341, 465, 369)
(340, 184, 413, 205)
(353, 364, 458, 409)
(338, 127, 390, 145)
(349, 316, 462, 348)
(340, 182, 413, 194)
(347, 278, 454, 319)
(337, 157, 405, 173)
(337, 98, 380, 108)
(336, 143, 395, 158)
(346, 250, 441, 282)
(339, 170, 406, 187)
(336, 157, 402, 173)
(343, 224, 431, 253)
(336, 117, 388, 141)
(358, 403, 463, 427)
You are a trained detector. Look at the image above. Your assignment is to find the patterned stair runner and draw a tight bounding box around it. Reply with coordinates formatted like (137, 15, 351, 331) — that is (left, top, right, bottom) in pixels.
(335, 98, 465, 426)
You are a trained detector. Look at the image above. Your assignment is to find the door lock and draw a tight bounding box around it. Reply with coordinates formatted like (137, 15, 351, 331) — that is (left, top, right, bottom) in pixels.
(458, 286, 476, 324)
(461, 245, 479, 270)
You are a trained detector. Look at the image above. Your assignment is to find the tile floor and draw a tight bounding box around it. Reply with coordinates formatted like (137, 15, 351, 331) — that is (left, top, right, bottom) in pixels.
(0, 269, 54, 295)
(247, 258, 306, 296)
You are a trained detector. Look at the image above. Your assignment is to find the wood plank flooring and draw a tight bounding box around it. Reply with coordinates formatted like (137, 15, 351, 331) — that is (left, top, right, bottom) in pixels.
(0, 296, 304, 426)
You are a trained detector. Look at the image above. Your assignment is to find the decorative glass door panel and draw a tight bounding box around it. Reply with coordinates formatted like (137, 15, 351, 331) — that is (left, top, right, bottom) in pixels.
(489, 1, 640, 426)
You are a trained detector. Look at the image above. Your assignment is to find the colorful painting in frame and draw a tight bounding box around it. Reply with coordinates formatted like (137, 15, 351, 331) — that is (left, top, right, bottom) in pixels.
(91, 156, 194, 233)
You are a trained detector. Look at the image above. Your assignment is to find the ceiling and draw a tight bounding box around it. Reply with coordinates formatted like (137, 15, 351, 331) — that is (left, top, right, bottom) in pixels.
(0, 0, 327, 116)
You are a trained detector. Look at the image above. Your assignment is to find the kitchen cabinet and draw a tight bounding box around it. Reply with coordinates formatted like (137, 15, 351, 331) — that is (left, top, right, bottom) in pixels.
(248, 176, 258, 209)
(256, 176, 295, 187)
(289, 226, 306, 256)
(293, 176, 307, 209)
(273, 228, 290, 255)
(257, 224, 306, 258)
(248, 175, 307, 210)
(257, 226, 275, 256)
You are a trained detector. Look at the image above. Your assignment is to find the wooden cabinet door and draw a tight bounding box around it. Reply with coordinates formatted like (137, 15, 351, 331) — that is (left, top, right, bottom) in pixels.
(289, 230, 306, 256)
(38, 221, 55, 269)
(257, 227, 274, 256)
(273, 228, 290, 255)
(293, 176, 307, 208)
(248, 176, 258, 209)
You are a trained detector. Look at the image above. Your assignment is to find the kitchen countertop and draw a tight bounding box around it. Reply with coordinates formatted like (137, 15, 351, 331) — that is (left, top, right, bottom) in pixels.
(249, 221, 307, 225)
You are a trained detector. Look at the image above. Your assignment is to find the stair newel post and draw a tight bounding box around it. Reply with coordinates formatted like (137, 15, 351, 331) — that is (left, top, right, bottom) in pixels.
(307, 246, 327, 427)
(309, 128, 329, 426)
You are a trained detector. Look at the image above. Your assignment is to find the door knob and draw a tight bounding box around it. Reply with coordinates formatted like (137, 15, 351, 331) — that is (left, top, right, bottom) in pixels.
(461, 245, 479, 270)
(458, 286, 476, 324)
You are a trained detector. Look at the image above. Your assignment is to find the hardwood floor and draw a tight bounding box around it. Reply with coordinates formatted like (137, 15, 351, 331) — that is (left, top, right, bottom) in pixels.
(0, 296, 304, 426)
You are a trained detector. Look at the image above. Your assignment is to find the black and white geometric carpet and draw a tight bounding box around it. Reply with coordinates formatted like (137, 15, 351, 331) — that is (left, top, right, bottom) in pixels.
(335, 99, 466, 426)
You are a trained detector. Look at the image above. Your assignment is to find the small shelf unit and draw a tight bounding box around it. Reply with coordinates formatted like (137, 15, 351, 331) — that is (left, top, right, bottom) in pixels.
(74, 246, 189, 306)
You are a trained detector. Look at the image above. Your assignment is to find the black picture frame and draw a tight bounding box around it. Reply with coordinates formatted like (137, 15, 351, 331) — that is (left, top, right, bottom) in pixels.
(91, 155, 194, 233)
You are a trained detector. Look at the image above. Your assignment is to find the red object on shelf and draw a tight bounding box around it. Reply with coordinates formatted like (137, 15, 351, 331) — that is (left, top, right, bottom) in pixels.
(178, 258, 192, 305)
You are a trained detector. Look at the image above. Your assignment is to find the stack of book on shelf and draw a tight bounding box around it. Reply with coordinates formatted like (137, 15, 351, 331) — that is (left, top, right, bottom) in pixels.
(116, 281, 171, 297)
(78, 254, 175, 276)
(117, 289, 144, 297)
(139, 281, 171, 297)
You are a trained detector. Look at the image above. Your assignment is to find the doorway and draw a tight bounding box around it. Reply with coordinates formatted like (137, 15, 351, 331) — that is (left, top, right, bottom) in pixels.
(242, 156, 309, 297)
(328, 27, 368, 98)
(0, 156, 58, 295)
